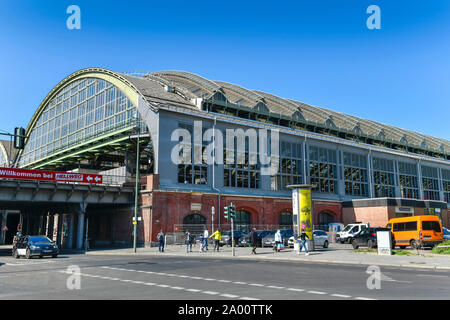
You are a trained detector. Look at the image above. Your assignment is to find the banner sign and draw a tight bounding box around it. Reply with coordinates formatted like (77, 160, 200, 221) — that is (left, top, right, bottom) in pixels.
(0, 167, 103, 184)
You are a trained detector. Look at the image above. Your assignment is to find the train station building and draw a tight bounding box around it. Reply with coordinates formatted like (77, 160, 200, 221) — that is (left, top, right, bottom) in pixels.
(0, 68, 449, 248)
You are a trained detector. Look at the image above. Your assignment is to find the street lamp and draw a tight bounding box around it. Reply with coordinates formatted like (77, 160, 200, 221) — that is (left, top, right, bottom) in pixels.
(133, 114, 141, 253)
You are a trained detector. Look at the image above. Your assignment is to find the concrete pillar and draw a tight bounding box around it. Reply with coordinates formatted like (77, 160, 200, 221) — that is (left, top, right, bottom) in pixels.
(0, 211, 6, 245)
(76, 203, 87, 249)
(67, 213, 75, 249)
(56, 214, 63, 246)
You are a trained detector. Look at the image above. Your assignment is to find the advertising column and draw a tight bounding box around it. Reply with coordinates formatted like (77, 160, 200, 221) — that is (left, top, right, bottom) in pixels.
(289, 185, 314, 251)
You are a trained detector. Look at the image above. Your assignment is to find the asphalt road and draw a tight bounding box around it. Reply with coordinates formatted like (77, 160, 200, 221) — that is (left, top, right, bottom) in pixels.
(0, 253, 449, 300)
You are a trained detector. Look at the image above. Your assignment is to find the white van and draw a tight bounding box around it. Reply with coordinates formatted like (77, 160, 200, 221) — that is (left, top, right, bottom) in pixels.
(336, 223, 369, 244)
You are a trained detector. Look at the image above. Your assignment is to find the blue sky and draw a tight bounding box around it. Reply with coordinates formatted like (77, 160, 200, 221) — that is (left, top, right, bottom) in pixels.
(0, 0, 449, 140)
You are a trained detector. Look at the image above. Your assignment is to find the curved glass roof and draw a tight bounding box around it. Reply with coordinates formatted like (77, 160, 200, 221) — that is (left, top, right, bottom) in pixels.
(146, 70, 449, 155)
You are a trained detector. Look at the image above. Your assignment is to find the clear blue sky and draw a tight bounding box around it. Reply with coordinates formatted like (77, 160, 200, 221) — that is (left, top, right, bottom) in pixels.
(0, 0, 449, 140)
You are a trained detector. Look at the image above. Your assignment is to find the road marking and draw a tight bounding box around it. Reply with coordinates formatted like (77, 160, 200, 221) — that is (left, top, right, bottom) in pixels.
(417, 274, 449, 279)
(307, 291, 327, 295)
(286, 288, 305, 292)
(331, 294, 352, 298)
(58, 270, 255, 300)
(355, 297, 376, 300)
(95, 266, 363, 300)
(221, 294, 239, 298)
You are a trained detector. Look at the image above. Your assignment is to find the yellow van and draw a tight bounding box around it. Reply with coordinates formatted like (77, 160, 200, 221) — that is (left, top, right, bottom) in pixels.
(387, 215, 443, 249)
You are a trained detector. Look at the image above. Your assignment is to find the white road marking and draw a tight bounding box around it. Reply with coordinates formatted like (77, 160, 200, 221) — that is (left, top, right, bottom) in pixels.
(203, 291, 219, 295)
(221, 294, 239, 298)
(331, 294, 352, 298)
(355, 297, 376, 300)
(307, 291, 327, 295)
(286, 288, 305, 292)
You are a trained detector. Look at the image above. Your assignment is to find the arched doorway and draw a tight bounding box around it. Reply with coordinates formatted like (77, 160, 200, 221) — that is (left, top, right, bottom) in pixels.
(182, 213, 207, 235)
(279, 211, 293, 229)
(317, 211, 335, 231)
(234, 210, 251, 232)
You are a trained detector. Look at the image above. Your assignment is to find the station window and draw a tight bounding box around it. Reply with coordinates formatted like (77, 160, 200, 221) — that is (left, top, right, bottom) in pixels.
(271, 141, 302, 191)
(372, 157, 395, 197)
(442, 169, 450, 204)
(343, 152, 368, 197)
(398, 162, 419, 199)
(422, 166, 440, 201)
(309, 146, 337, 194)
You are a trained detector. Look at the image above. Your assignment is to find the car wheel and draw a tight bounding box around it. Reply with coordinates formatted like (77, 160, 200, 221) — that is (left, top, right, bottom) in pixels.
(52, 255, 58, 258)
(12, 249, 19, 259)
(25, 248, 31, 259)
(340, 240, 345, 244)
(323, 240, 329, 248)
(352, 239, 359, 250)
(367, 240, 374, 249)
(399, 246, 406, 249)
(39, 255, 43, 259)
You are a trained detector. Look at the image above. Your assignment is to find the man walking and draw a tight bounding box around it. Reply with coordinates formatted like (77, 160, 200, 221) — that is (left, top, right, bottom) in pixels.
(185, 230, 193, 253)
(250, 228, 258, 254)
(157, 229, 165, 253)
(209, 229, 221, 252)
(298, 227, 310, 256)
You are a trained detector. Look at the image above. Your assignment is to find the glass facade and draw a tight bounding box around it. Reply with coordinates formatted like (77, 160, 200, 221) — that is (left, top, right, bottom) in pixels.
(0, 149, 7, 167)
(372, 157, 395, 197)
(398, 162, 419, 199)
(343, 152, 368, 197)
(309, 146, 337, 194)
(19, 78, 137, 167)
(422, 166, 440, 200)
(272, 141, 302, 191)
(442, 169, 450, 203)
(224, 132, 259, 189)
(177, 122, 208, 185)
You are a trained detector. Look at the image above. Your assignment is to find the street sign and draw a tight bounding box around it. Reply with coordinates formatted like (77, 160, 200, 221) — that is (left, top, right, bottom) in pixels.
(0, 167, 103, 184)
(377, 231, 392, 255)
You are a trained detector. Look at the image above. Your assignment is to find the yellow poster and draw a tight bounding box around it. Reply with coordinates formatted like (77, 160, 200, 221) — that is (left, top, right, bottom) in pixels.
(299, 189, 312, 240)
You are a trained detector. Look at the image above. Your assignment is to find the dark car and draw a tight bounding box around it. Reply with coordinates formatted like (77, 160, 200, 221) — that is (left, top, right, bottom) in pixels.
(12, 235, 59, 259)
(220, 231, 246, 246)
(351, 227, 392, 250)
(239, 230, 272, 247)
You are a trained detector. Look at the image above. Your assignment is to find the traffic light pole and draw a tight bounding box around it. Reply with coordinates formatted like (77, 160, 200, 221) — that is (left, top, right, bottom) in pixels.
(231, 202, 235, 257)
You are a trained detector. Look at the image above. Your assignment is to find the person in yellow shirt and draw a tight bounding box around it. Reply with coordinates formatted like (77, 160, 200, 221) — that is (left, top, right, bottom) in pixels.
(209, 229, 221, 252)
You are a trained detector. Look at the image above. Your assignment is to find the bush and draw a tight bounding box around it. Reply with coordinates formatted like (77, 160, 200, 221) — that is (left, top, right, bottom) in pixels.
(432, 240, 450, 255)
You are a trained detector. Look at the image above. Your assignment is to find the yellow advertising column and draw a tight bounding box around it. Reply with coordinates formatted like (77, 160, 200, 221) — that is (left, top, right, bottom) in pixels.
(289, 185, 314, 251)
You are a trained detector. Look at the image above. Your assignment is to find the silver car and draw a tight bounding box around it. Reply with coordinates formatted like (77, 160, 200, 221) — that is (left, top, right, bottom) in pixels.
(288, 230, 329, 248)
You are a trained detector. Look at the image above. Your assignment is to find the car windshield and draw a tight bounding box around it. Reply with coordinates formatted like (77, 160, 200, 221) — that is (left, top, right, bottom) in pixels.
(342, 225, 352, 232)
(29, 236, 51, 243)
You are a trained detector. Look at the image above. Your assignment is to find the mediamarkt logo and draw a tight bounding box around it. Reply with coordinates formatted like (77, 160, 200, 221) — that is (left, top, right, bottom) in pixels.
(171, 121, 280, 175)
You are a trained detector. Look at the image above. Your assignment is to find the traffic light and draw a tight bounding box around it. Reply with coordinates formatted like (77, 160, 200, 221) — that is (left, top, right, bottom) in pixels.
(224, 206, 230, 220)
(14, 127, 25, 149)
(230, 205, 236, 219)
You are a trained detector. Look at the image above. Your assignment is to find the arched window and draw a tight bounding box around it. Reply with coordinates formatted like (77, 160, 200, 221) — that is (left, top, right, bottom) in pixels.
(317, 212, 334, 231)
(182, 213, 207, 235)
(279, 211, 293, 228)
(234, 210, 251, 232)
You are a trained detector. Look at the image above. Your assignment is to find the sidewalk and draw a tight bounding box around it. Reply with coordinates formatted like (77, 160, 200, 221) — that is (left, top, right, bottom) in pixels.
(84, 243, 450, 271)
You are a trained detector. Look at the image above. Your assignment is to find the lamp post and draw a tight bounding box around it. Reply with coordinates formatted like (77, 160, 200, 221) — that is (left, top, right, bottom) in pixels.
(133, 120, 141, 253)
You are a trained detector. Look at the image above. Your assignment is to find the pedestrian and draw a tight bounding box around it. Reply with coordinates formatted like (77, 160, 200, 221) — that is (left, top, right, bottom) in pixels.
(250, 228, 258, 254)
(185, 230, 193, 253)
(209, 229, 221, 252)
(198, 234, 204, 253)
(298, 227, 310, 256)
(157, 229, 165, 253)
(274, 229, 282, 252)
(203, 227, 209, 251)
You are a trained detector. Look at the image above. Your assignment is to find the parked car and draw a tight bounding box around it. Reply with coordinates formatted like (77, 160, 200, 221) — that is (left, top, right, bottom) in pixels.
(220, 231, 246, 246)
(12, 235, 59, 259)
(387, 215, 443, 249)
(351, 227, 392, 249)
(444, 227, 450, 241)
(261, 230, 293, 248)
(288, 230, 329, 248)
(335, 223, 369, 244)
(239, 230, 273, 247)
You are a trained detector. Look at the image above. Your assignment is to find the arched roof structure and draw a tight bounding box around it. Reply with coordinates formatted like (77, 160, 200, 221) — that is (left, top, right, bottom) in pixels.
(17, 68, 450, 169)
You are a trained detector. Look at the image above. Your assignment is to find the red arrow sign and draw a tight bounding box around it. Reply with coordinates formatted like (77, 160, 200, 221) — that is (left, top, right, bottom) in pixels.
(0, 167, 103, 184)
